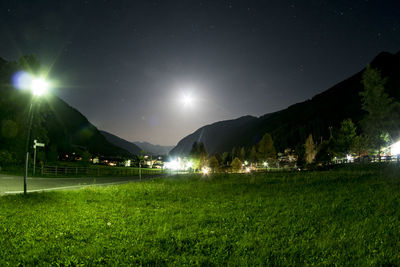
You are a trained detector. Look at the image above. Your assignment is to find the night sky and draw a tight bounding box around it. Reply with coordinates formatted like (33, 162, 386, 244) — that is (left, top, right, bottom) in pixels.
(1, 0, 399, 146)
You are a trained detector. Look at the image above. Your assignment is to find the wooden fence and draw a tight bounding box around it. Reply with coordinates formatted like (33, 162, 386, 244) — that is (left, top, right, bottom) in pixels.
(39, 165, 165, 177)
(334, 155, 400, 164)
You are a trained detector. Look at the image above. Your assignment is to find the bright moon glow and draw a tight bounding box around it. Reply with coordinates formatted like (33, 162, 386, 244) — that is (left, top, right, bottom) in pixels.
(31, 78, 49, 96)
(182, 94, 193, 106)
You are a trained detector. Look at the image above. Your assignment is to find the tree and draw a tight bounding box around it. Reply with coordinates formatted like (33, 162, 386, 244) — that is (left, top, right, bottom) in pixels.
(239, 147, 246, 161)
(231, 157, 242, 173)
(295, 143, 306, 168)
(208, 155, 219, 173)
(352, 134, 369, 157)
(0, 150, 16, 165)
(360, 65, 399, 158)
(256, 133, 276, 163)
(231, 147, 237, 160)
(190, 142, 207, 170)
(315, 140, 333, 165)
(305, 134, 317, 164)
(81, 150, 92, 166)
(221, 152, 230, 167)
(249, 145, 257, 165)
(333, 119, 357, 157)
(214, 153, 222, 165)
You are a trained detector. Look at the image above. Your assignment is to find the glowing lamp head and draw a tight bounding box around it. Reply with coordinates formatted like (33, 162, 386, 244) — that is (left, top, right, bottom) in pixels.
(31, 78, 49, 96)
(202, 167, 209, 175)
(346, 154, 354, 161)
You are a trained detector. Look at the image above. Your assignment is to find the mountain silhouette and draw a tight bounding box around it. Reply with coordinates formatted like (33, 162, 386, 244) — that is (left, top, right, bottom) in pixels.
(170, 50, 400, 156)
(0, 57, 131, 161)
(100, 130, 142, 155)
(133, 141, 174, 156)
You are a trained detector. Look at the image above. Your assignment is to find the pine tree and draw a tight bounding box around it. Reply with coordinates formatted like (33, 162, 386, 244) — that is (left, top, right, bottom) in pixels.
(334, 119, 357, 157)
(231, 157, 242, 173)
(239, 147, 246, 161)
(190, 141, 208, 169)
(305, 134, 317, 164)
(360, 65, 399, 158)
(249, 145, 257, 165)
(208, 155, 219, 173)
(256, 133, 276, 162)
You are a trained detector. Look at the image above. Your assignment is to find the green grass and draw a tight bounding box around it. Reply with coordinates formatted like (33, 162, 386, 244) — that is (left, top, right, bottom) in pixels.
(1, 165, 400, 265)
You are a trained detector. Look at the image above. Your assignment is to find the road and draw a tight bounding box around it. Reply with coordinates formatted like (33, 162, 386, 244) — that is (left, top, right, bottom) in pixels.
(0, 174, 158, 195)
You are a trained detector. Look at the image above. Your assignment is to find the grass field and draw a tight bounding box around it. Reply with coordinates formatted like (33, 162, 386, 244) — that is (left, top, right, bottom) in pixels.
(0, 174, 158, 195)
(1, 165, 400, 265)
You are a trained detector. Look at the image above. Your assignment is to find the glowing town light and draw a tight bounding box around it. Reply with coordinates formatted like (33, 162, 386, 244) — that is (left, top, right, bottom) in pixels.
(31, 77, 49, 96)
(391, 141, 400, 155)
(164, 159, 179, 170)
(164, 157, 194, 171)
(245, 167, 251, 173)
(263, 162, 268, 167)
(346, 154, 354, 162)
(202, 167, 209, 175)
(244, 161, 248, 166)
(186, 160, 194, 169)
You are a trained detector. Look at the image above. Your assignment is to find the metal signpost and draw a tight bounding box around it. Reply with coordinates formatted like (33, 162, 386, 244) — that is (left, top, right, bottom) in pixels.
(33, 139, 45, 175)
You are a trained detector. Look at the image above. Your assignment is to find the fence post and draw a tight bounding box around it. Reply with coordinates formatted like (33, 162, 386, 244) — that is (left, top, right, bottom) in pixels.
(55, 166, 58, 176)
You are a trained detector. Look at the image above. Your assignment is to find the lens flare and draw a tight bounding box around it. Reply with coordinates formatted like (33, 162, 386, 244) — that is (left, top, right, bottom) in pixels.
(12, 71, 50, 96)
(12, 71, 33, 90)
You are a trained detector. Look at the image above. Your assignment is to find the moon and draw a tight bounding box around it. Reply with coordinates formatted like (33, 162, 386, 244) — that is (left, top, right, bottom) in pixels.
(182, 93, 194, 106)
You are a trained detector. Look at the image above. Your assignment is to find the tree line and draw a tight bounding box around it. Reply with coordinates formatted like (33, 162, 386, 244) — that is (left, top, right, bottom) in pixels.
(189, 65, 400, 172)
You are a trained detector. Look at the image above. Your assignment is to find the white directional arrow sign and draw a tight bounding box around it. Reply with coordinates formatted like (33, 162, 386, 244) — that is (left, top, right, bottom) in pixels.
(33, 140, 45, 148)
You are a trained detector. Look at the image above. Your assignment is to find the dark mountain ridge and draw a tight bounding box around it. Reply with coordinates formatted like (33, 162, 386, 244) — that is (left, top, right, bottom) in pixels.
(0, 57, 131, 161)
(170, 50, 400, 156)
(133, 141, 174, 156)
(100, 130, 142, 155)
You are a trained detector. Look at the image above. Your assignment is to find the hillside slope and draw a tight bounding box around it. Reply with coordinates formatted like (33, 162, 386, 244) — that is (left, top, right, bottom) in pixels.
(133, 141, 174, 156)
(100, 131, 142, 155)
(170, 51, 400, 155)
(0, 57, 131, 161)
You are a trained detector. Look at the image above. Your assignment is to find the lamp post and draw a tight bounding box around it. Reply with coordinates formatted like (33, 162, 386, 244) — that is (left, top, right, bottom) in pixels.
(23, 77, 49, 194)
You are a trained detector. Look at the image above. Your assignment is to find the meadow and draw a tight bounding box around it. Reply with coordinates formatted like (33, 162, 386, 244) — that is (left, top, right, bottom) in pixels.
(1, 165, 400, 265)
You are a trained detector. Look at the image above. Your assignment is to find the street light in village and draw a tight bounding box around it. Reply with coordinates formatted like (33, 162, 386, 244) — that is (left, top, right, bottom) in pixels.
(19, 75, 50, 194)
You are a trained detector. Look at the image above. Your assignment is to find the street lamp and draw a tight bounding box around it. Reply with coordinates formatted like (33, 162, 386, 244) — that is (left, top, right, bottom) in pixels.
(31, 78, 49, 96)
(22, 75, 50, 194)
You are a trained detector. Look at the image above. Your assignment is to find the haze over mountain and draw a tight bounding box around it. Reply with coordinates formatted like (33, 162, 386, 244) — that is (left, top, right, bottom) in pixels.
(133, 141, 174, 156)
(100, 131, 142, 155)
(99, 131, 173, 156)
(170, 51, 400, 156)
